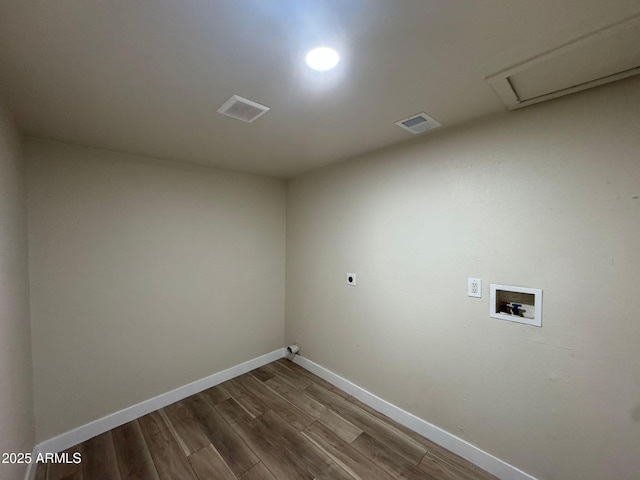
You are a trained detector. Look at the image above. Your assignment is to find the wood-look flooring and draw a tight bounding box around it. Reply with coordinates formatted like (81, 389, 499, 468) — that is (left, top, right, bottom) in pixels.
(35, 359, 498, 480)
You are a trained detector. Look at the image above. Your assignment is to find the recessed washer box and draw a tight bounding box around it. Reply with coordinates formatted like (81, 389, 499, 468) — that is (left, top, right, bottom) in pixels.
(490, 284, 542, 327)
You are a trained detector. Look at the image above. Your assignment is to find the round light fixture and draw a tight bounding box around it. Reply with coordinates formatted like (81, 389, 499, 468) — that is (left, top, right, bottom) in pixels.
(305, 47, 339, 71)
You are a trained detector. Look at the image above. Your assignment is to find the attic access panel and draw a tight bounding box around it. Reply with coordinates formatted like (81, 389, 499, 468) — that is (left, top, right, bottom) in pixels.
(486, 13, 640, 110)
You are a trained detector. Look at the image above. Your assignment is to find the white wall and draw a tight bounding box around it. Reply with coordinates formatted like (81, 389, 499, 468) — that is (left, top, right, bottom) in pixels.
(26, 139, 286, 442)
(0, 103, 34, 479)
(286, 76, 640, 480)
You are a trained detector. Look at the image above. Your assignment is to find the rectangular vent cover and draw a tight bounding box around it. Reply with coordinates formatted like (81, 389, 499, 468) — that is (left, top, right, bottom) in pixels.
(217, 95, 270, 123)
(395, 112, 441, 135)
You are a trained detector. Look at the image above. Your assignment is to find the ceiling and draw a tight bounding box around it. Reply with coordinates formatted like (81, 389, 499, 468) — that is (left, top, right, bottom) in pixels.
(1, 1, 639, 178)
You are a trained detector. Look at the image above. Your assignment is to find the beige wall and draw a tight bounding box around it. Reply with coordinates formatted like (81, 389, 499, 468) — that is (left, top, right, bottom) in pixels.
(26, 139, 286, 441)
(0, 103, 34, 479)
(286, 76, 640, 480)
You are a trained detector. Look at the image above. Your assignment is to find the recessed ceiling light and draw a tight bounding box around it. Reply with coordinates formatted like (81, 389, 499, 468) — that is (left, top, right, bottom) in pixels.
(306, 47, 339, 71)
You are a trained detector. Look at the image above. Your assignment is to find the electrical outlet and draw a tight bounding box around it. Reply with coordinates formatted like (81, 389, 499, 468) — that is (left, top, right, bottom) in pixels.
(468, 278, 482, 298)
(347, 273, 357, 286)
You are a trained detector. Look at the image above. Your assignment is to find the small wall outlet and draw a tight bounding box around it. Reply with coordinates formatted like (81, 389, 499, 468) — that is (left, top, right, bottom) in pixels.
(347, 273, 356, 286)
(468, 278, 482, 298)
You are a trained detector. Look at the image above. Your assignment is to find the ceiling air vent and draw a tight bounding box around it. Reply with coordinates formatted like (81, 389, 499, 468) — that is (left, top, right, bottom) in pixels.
(217, 95, 270, 123)
(395, 112, 441, 135)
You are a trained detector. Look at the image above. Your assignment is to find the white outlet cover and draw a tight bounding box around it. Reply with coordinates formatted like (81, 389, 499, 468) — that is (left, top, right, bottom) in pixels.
(468, 278, 482, 297)
(347, 273, 356, 286)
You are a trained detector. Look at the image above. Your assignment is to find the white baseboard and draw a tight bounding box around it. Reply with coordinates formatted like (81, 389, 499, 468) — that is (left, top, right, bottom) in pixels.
(24, 349, 536, 480)
(24, 348, 286, 480)
(293, 355, 538, 480)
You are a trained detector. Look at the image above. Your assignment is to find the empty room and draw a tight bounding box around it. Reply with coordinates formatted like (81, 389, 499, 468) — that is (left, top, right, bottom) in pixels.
(1, 1, 639, 480)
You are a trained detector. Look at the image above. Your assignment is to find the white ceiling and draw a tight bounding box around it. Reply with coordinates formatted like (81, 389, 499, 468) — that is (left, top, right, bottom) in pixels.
(1, 1, 639, 178)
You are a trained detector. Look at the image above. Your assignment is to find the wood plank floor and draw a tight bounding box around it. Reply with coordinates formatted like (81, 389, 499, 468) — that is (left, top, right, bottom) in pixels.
(35, 359, 498, 480)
